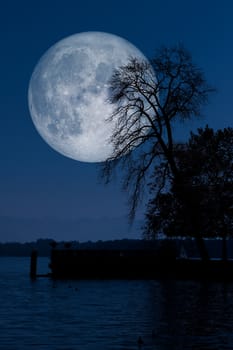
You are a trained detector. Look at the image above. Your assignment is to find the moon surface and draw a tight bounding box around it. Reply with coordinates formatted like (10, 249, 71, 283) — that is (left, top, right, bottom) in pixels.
(28, 32, 150, 162)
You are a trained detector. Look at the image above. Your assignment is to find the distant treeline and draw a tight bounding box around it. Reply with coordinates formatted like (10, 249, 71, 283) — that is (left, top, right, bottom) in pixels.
(0, 238, 232, 259)
(0, 238, 175, 257)
(0, 239, 52, 257)
(0, 239, 158, 257)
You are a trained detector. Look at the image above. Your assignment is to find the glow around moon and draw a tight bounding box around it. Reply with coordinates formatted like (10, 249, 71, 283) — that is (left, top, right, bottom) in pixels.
(28, 32, 150, 162)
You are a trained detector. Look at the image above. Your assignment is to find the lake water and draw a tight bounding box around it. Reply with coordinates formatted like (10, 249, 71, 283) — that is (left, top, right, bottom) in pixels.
(1, 257, 233, 349)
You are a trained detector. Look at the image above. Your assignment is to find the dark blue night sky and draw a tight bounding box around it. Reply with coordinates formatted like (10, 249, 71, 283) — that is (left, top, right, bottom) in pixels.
(0, 0, 232, 242)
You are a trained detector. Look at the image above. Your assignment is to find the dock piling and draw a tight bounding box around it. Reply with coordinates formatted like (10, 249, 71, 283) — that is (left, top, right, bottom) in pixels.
(30, 249, 38, 279)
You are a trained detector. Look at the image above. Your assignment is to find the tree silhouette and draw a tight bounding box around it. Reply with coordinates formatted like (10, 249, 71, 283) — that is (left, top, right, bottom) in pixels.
(144, 126, 233, 260)
(102, 45, 213, 222)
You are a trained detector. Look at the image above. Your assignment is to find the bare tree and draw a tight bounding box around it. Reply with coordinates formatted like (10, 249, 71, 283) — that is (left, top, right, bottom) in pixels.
(101, 45, 213, 223)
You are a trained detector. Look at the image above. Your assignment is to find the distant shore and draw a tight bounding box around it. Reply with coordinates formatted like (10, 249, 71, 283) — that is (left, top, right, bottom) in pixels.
(1, 238, 233, 261)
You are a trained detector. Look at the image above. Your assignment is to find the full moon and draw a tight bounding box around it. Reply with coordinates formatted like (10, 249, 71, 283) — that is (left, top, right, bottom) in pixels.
(28, 32, 149, 162)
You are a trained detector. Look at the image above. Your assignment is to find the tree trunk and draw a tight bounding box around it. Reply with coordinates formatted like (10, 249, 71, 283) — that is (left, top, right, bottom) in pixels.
(195, 235, 209, 262)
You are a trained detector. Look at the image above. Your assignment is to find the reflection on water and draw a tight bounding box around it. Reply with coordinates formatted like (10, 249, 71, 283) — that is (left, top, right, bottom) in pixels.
(0, 257, 233, 349)
(152, 280, 233, 349)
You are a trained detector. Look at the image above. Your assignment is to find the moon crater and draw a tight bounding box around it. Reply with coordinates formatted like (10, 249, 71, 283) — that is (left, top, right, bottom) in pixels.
(28, 32, 150, 162)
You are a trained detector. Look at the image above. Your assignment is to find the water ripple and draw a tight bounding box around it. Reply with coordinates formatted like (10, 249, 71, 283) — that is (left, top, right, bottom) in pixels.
(1, 257, 233, 349)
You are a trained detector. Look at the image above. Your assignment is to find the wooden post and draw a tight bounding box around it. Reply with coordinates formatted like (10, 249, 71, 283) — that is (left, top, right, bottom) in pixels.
(30, 249, 38, 279)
